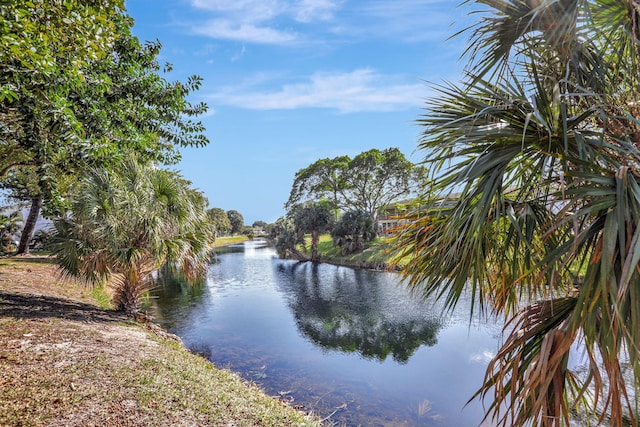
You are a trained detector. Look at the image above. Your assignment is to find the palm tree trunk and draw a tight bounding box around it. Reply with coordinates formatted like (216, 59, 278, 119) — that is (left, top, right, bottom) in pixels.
(17, 197, 42, 255)
(311, 230, 319, 261)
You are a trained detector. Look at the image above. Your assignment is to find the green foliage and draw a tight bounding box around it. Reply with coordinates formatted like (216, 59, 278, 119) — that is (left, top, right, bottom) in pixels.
(0, 1, 124, 82)
(207, 207, 232, 237)
(241, 226, 254, 239)
(392, 1, 640, 425)
(0, 210, 22, 253)
(332, 210, 377, 255)
(52, 157, 214, 314)
(286, 148, 418, 219)
(344, 148, 415, 218)
(226, 210, 244, 235)
(286, 155, 350, 215)
(1, 3, 209, 253)
(0, 1, 125, 211)
(272, 217, 303, 259)
(292, 201, 334, 261)
(30, 229, 53, 252)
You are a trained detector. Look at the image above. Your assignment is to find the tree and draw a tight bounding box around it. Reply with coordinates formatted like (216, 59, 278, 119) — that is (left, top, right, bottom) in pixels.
(252, 220, 267, 229)
(241, 226, 255, 239)
(226, 210, 244, 235)
(331, 210, 377, 255)
(1, 6, 208, 254)
(0, 0, 124, 253)
(286, 155, 350, 218)
(0, 210, 22, 253)
(342, 148, 414, 220)
(207, 207, 232, 237)
(272, 217, 305, 260)
(53, 158, 214, 315)
(292, 201, 334, 262)
(393, 1, 640, 426)
(286, 148, 417, 221)
(31, 229, 53, 252)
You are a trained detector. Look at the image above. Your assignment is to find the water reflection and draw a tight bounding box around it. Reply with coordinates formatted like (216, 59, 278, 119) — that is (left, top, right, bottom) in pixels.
(148, 241, 501, 426)
(148, 269, 207, 329)
(275, 262, 441, 363)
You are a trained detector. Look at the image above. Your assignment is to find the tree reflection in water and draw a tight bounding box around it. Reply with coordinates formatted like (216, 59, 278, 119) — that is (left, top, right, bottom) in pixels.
(146, 268, 207, 328)
(275, 262, 442, 363)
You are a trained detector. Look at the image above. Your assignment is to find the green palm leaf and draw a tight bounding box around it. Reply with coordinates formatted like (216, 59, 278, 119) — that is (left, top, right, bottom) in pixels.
(392, 1, 640, 424)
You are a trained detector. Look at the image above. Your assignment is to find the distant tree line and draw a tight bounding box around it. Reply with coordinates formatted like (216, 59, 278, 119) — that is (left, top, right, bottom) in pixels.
(206, 208, 256, 237)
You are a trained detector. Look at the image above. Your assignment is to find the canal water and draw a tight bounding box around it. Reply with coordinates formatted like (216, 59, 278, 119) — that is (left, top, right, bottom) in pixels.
(148, 240, 502, 426)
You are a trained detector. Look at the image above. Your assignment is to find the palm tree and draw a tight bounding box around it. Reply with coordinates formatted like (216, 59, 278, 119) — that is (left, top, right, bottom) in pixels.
(0, 210, 22, 253)
(292, 201, 334, 262)
(392, 1, 640, 425)
(53, 158, 214, 315)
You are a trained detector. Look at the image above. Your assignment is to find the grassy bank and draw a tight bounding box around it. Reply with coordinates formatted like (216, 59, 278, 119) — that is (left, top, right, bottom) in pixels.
(215, 235, 250, 247)
(308, 235, 399, 271)
(0, 257, 321, 426)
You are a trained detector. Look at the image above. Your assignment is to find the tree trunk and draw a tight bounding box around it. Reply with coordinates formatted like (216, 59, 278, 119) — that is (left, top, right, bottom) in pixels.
(311, 230, 319, 261)
(17, 197, 42, 255)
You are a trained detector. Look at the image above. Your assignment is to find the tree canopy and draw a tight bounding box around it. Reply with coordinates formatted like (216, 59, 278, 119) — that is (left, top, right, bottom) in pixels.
(53, 158, 213, 314)
(392, 1, 640, 425)
(292, 201, 334, 262)
(207, 207, 232, 237)
(226, 210, 245, 235)
(286, 148, 419, 220)
(331, 210, 377, 255)
(1, 3, 208, 253)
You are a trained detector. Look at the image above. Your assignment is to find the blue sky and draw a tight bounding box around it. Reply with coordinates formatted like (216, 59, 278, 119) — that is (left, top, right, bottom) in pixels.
(126, 0, 473, 224)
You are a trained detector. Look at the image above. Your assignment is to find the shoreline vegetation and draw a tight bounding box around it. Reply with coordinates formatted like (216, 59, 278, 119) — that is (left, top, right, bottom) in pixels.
(0, 235, 395, 425)
(217, 233, 398, 271)
(214, 235, 251, 247)
(0, 256, 322, 426)
(282, 234, 399, 272)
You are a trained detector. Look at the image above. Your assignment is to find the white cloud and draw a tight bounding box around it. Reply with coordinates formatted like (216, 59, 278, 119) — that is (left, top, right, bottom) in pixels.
(469, 350, 495, 364)
(188, 0, 343, 44)
(207, 69, 426, 113)
(190, 0, 285, 21)
(193, 19, 298, 44)
(294, 0, 342, 23)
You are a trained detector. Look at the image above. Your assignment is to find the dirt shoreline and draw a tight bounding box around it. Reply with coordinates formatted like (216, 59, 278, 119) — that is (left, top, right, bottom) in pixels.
(0, 256, 321, 426)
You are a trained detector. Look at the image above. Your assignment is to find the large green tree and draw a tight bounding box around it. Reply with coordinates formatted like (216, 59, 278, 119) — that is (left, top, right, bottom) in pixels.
(226, 210, 245, 235)
(286, 148, 418, 220)
(1, 0, 123, 252)
(286, 155, 350, 218)
(207, 207, 232, 237)
(393, 1, 640, 425)
(53, 158, 213, 314)
(342, 148, 415, 220)
(1, 4, 208, 254)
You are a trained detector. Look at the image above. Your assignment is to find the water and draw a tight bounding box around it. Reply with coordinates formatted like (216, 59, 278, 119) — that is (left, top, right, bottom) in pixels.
(148, 240, 502, 426)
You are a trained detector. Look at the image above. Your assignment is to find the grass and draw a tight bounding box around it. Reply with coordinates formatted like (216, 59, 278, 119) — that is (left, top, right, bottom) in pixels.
(0, 257, 323, 426)
(90, 284, 113, 309)
(215, 235, 250, 246)
(306, 234, 399, 270)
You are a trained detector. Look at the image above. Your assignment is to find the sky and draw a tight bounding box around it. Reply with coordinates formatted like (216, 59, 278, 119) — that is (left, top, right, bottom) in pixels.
(125, 0, 475, 225)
